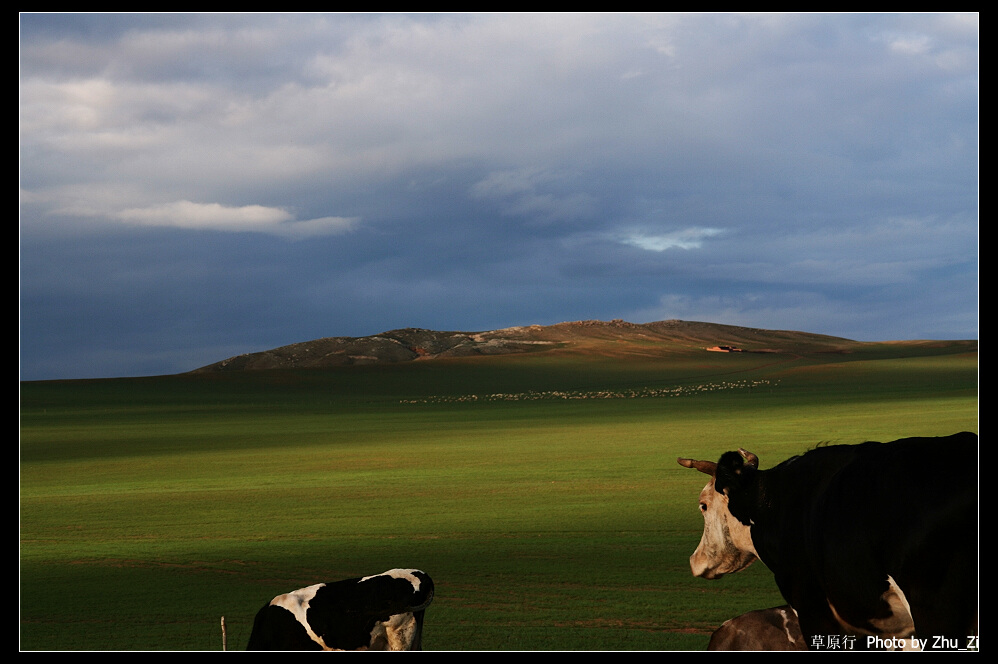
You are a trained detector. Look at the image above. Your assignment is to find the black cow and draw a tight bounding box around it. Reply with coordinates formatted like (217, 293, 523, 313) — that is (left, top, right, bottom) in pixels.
(247, 569, 434, 651)
(679, 432, 977, 650)
(707, 606, 806, 651)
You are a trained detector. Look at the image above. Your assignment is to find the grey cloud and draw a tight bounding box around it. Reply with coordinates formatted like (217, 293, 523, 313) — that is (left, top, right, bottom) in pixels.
(19, 13, 978, 379)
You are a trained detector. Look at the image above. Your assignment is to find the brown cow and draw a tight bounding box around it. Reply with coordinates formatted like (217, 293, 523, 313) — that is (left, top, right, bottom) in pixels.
(708, 606, 806, 651)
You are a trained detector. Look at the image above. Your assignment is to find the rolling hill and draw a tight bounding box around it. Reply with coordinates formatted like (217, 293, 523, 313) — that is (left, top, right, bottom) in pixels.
(191, 319, 969, 372)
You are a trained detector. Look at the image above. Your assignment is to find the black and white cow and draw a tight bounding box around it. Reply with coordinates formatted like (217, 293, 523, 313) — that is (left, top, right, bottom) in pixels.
(679, 432, 977, 650)
(247, 569, 434, 651)
(707, 606, 806, 651)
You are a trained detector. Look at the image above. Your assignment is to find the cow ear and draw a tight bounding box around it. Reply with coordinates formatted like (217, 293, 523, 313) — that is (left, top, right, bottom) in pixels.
(714, 450, 756, 496)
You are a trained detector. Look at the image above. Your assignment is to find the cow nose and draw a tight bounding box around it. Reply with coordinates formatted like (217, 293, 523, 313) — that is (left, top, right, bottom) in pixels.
(690, 552, 708, 578)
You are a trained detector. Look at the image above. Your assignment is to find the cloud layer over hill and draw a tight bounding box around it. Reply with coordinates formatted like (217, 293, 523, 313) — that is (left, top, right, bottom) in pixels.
(20, 14, 978, 379)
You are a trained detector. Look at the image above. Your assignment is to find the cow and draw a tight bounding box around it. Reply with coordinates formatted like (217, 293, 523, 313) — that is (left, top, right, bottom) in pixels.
(247, 568, 434, 651)
(707, 606, 806, 651)
(679, 432, 978, 650)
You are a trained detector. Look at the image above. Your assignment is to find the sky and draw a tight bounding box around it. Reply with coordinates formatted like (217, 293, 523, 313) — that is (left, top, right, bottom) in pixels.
(19, 13, 979, 381)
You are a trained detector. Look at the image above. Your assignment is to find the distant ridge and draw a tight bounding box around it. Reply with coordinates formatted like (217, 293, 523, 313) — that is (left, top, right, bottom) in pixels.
(192, 319, 880, 373)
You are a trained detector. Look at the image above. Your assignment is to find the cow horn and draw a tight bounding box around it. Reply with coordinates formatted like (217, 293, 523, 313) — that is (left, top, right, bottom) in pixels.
(678, 457, 717, 475)
(738, 448, 759, 468)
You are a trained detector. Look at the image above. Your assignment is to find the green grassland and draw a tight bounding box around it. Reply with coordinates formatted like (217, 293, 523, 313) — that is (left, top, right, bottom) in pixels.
(20, 344, 978, 650)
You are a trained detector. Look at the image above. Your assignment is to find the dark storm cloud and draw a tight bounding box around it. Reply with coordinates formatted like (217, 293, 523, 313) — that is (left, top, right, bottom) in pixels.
(19, 13, 978, 379)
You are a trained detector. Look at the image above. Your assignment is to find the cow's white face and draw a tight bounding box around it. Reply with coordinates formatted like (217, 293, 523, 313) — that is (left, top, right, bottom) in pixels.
(691, 479, 758, 579)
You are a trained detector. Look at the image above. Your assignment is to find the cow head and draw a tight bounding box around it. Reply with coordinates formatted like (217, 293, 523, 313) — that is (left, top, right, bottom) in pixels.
(678, 449, 759, 579)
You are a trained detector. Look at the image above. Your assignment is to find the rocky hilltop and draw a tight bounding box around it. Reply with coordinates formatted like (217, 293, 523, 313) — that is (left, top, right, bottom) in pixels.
(192, 319, 864, 372)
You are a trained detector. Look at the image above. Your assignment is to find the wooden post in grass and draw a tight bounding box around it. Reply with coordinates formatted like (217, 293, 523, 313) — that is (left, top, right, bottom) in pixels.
(221, 616, 227, 651)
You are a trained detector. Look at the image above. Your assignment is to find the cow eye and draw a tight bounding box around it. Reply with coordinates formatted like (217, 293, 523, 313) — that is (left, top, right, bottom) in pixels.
(699, 502, 707, 512)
